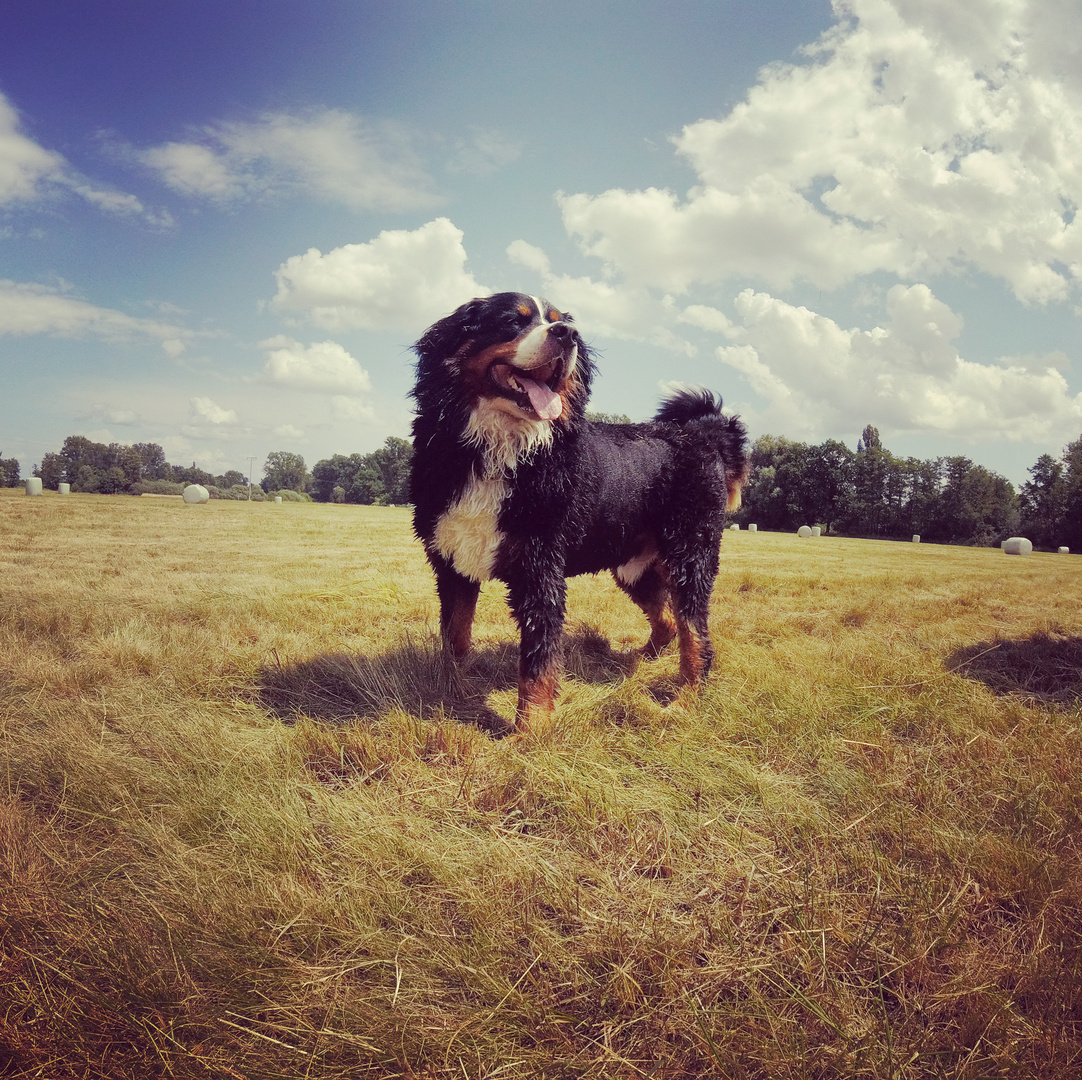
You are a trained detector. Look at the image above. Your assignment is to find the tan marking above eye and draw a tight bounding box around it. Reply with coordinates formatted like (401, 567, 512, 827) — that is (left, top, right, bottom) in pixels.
(517, 303, 532, 316)
(547, 309, 561, 322)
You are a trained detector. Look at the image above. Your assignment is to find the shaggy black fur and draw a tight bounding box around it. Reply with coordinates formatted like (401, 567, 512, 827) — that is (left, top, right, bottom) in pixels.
(410, 291, 748, 734)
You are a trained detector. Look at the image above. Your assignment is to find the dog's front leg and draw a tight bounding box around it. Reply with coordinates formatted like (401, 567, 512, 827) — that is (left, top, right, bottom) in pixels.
(434, 561, 481, 660)
(505, 562, 567, 737)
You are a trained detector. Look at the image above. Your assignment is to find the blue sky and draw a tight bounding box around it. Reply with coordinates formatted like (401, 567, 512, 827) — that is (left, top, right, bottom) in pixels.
(1, 0, 1080, 485)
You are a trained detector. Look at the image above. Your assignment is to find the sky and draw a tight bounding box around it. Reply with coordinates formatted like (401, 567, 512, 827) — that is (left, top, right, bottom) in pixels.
(1, 0, 1081, 487)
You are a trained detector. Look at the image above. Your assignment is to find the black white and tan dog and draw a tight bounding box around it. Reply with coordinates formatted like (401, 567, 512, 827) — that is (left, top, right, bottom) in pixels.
(409, 292, 748, 735)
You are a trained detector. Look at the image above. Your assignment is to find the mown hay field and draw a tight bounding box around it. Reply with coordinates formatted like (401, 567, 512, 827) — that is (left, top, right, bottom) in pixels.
(2, 488, 1081, 1079)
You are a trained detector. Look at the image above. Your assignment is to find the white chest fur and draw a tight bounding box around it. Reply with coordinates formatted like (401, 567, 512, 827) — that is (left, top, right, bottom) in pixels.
(432, 400, 555, 582)
(432, 472, 507, 582)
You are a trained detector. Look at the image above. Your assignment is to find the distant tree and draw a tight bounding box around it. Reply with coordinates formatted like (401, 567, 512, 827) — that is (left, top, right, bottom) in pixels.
(1057, 436, 1082, 552)
(857, 424, 882, 453)
(927, 457, 1017, 546)
(74, 463, 103, 493)
(132, 442, 170, 480)
(368, 436, 412, 503)
(217, 470, 245, 489)
(262, 451, 309, 493)
(37, 453, 64, 489)
(845, 428, 894, 536)
(173, 462, 216, 487)
(348, 463, 385, 504)
(1019, 454, 1067, 549)
(311, 453, 365, 502)
(101, 466, 129, 495)
(0, 453, 20, 487)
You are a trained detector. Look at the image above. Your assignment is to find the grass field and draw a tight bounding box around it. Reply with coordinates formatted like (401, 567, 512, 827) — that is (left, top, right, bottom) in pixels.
(2, 488, 1081, 1079)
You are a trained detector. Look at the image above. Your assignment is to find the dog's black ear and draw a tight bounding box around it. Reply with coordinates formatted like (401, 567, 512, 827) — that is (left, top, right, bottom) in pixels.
(414, 297, 488, 361)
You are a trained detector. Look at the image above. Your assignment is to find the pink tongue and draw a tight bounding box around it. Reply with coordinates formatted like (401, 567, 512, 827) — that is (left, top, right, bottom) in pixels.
(522, 376, 563, 420)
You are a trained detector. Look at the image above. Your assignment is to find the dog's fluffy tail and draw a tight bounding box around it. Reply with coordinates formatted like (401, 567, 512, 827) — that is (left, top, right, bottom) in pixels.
(654, 386, 724, 425)
(655, 387, 749, 511)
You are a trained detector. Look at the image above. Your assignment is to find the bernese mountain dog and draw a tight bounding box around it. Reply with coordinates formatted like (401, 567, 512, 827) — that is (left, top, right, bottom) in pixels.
(410, 292, 748, 736)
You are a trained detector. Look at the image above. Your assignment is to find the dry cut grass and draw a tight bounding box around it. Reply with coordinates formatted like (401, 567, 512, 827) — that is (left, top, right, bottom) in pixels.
(2, 488, 1081, 1078)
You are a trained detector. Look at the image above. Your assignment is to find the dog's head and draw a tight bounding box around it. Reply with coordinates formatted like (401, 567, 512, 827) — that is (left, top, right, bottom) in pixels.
(413, 293, 593, 432)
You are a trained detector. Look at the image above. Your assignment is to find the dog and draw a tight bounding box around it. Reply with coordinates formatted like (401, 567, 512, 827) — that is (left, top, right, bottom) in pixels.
(409, 292, 748, 735)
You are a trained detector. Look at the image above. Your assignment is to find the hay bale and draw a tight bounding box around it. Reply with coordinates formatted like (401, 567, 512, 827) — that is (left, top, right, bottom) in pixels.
(182, 484, 210, 505)
(1058, 547, 1070, 555)
(810, 526, 821, 537)
(729, 523, 740, 531)
(274, 495, 283, 504)
(912, 534, 920, 543)
(748, 524, 757, 533)
(797, 525, 812, 538)
(1003, 537, 1033, 556)
(58, 483, 70, 495)
(24, 478, 43, 497)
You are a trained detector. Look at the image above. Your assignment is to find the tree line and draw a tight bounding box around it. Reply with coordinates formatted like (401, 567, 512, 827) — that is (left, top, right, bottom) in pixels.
(735, 425, 1081, 551)
(6, 425, 1079, 550)
(2, 434, 413, 505)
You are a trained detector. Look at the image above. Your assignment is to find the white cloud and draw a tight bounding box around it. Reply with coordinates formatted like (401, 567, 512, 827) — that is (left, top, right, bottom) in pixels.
(717, 283, 1082, 443)
(557, 0, 1082, 304)
(331, 395, 376, 422)
(0, 279, 192, 347)
(139, 108, 437, 212)
(272, 218, 487, 332)
(447, 128, 523, 176)
(189, 397, 238, 425)
(0, 95, 65, 204)
(80, 403, 139, 425)
(507, 239, 697, 353)
(0, 92, 170, 225)
(260, 336, 372, 395)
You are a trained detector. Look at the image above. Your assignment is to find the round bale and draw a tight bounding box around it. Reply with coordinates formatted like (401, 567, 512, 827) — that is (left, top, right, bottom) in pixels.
(912, 534, 920, 543)
(748, 524, 757, 533)
(811, 526, 821, 537)
(274, 495, 283, 504)
(1058, 547, 1070, 554)
(729, 523, 740, 531)
(58, 483, 70, 495)
(797, 525, 812, 538)
(24, 478, 43, 496)
(182, 484, 210, 505)
(1002, 537, 1033, 556)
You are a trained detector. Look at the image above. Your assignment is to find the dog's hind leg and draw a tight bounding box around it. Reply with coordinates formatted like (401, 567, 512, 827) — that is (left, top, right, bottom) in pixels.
(435, 563, 481, 660)
(613, 565, 677, 659)
(666, 554, 719, 688)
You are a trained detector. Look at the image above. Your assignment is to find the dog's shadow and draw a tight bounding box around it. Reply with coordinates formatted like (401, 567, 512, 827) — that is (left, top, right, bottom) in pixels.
(257, 626, 645, 736)
(946, 633, 1082, 708)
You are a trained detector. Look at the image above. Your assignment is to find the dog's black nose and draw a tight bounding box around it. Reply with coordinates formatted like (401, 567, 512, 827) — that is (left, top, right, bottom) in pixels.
(548, 321, 574, 341)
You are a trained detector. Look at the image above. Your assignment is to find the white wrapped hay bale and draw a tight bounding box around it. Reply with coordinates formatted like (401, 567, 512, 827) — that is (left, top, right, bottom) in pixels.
(912, 534, 920, 543)
(748, 524, 757, 533)
(24, 478, 43, 496)
(1058, 547, 1070, 555)
(797, 525, 812, 538)
(182, 484, 210, 504)
(1002, 537, 1033, 556)
(729, 523, 740, 531)
(811, 526, 821, 537)
(274, 495, 283, 504)
(58, 483, 70, 495)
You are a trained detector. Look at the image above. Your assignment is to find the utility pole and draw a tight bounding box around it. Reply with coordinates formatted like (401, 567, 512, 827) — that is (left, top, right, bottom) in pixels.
(247, 456, 256, 501)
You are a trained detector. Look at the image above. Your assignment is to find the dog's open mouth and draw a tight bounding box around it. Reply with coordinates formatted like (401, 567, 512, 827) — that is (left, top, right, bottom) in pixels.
(488, 359, 565, 420)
